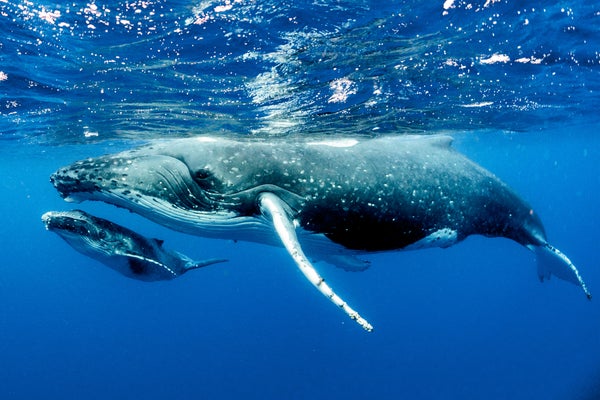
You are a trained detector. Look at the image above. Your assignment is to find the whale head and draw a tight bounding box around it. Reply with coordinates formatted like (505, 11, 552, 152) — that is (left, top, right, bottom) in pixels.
(43, 209, 100, 237)
(50, 152, 218, 209)
(42, 209, 116, 257)
(49, 138, 304, 238)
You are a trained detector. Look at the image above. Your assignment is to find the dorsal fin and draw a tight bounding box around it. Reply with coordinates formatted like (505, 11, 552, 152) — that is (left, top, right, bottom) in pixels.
(152, 238, 164, 247)
(428, 135, 454, 148)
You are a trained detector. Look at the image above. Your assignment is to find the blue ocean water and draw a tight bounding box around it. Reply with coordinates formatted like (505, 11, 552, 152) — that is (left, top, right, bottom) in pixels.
(1, 1, 599, 399)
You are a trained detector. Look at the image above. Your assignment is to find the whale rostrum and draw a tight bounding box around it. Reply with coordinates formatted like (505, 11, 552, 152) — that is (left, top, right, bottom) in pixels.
(49, 135, 591, 331)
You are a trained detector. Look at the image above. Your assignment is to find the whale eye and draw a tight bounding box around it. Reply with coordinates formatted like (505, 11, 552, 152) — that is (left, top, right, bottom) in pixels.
(192, 168, 220, 191)
(194, 169, 211, 181)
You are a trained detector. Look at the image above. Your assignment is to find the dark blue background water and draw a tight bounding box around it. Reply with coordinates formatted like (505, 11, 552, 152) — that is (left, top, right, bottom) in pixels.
(1, 1, 599, 399)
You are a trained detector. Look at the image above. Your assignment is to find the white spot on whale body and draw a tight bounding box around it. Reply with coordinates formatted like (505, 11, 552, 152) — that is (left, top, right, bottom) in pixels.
(307, 139, 359, 148)
(192, 136, 219, 143)
(405, 228, 458, 250)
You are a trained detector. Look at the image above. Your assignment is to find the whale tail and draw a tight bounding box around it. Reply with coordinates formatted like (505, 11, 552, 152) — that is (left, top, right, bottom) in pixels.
(530, 243, 592, 300)
(183, 257, 228, 271)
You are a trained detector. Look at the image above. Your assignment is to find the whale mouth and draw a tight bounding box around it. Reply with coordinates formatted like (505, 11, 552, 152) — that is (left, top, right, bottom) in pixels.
(50, 171, 98, 203)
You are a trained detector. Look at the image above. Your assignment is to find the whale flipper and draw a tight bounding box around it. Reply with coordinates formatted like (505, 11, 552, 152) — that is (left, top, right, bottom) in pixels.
(532, 243, 592, 300)
(258, 192, 373, 332)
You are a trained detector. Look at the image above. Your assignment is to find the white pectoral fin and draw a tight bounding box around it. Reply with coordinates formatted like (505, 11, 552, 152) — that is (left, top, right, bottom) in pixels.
(531, 243, 592, 300)
(258, 192, 373, 332)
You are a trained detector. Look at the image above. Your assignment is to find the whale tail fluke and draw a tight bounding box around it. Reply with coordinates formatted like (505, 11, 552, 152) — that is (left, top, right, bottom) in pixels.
(184, 258, 228, 271)
(531, 243, 592, 300)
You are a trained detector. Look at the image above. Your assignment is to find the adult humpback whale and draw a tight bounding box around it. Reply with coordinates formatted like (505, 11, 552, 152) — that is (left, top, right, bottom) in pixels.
(50, 135, 591, 331)
(42, 209, 226, 281)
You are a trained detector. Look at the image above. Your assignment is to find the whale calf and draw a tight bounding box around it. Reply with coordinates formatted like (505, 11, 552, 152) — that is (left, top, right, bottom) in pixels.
(49, 135, 591, 330)
(42, 209, 226, 281)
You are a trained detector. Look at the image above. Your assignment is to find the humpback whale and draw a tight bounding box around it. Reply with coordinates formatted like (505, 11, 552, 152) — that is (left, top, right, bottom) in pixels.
(49, 135, 591, 331)
(42, 209, 226, 281)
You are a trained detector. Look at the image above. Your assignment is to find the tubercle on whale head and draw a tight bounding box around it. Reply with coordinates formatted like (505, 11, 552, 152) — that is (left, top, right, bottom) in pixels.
(50, 155, 139, 202)
(49, 153, 229, 215)
(41, 209, 101, 238)
(50, 168, 99, 202)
